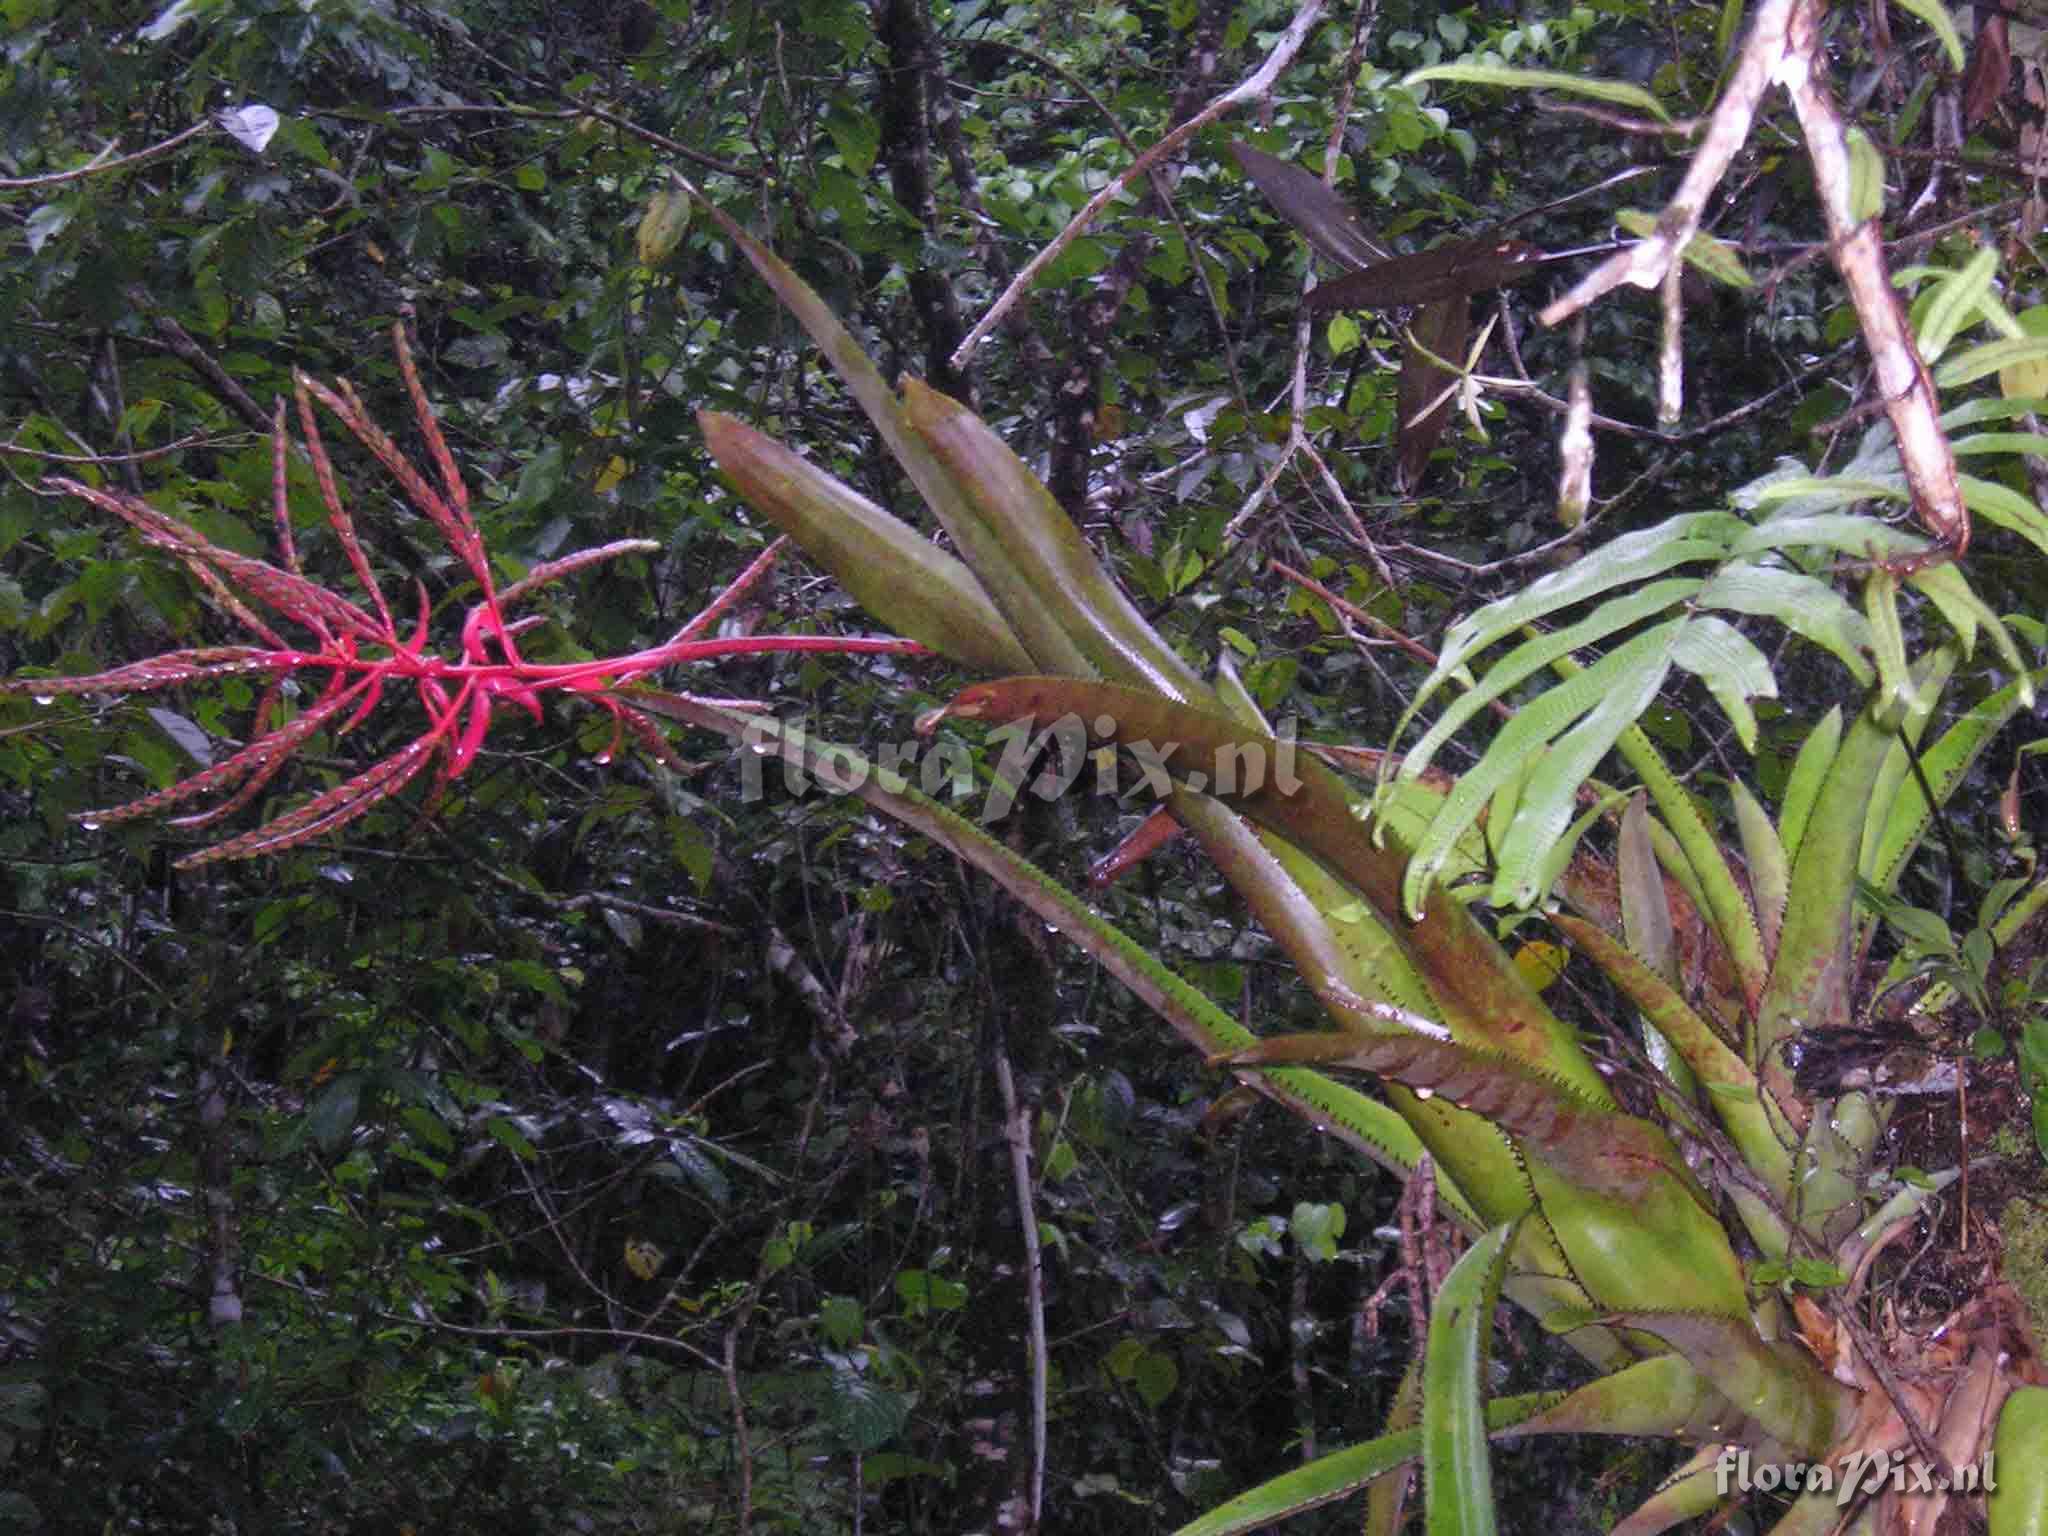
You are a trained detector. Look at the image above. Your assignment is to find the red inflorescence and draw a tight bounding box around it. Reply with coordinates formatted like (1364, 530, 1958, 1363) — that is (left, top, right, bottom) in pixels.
(7, 324, 924, 866)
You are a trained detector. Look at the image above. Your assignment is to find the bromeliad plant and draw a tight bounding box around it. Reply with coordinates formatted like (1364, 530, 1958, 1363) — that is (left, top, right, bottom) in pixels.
(4, 325, 924, 866)
(623, 191, 2048, 1534)
(19, 202, 2048, 1535)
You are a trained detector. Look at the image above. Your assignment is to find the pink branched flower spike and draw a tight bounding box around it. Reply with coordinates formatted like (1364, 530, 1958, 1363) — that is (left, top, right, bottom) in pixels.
(7, 324, 926, 867)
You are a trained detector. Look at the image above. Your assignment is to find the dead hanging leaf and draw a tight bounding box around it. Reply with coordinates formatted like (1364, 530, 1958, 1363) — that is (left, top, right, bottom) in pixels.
(1964, 11, 2011, 129)
(1397, 298, 1468, 490)
(1307, 238, 1545, 312)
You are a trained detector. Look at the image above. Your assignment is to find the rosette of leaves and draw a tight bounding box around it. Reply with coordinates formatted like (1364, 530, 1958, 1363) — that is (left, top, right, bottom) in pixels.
(634, 184, 2048, 1535)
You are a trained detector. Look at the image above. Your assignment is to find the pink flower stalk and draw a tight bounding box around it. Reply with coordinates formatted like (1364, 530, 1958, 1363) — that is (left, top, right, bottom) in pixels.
(5, 325, 924, 866)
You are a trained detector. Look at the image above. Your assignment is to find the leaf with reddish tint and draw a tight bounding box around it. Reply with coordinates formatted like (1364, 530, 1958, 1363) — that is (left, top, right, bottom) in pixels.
(1217, 1026, 1694, 1205)
(1230, 143, 1547, 312)
(1228, 142, 1389, 273)
(700, 411, 1031, 674)
(929, 674, 1607, 1101)
(1964, 11, 2010, 129)
(1089, 806, 1182, 886)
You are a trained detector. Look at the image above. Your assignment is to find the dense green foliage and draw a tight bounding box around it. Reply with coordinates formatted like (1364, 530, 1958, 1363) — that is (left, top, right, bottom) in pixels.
(3, 0, 2046, 1531)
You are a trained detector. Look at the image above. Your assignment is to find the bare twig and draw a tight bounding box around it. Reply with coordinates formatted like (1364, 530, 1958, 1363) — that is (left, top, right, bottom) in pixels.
(125, 288, 275, 434)
(1534, 98, 1699, 137)
(949, 0, 1328, 369)
(0, 906, 172, 999)
(993, 1048, 1047, 1529)
(723, 1326, 755, 1529)
(765, 923, 855, 1055)
(0, 120, 212, 190)
(0, 432, 225, 464)
(1268, 561, 1512, 710)
(1780, 0, 1966, 555)
(557, 891, 738, 934)
(1227, 0, 1390, 577)
(1540, 0, 1798, 327)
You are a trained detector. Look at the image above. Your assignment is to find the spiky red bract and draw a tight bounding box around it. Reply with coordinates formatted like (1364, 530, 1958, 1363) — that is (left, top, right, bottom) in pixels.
(6, 325, 924, 866)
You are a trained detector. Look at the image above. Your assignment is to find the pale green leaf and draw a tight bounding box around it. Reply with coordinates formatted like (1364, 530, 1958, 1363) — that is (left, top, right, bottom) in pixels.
(1916, 249, 1998, 365)
(1669, 616, 1774, 752)
(1423, 1219, 1521, 1536)
(1403, 627, 1681, 916)
(1934, 335, 2048, 390)
(1492, 630, 1675, 907)
(1740, 476, 1907, 510)
(1413, 512, 1744, 699)
(1847, 128, 1887, 224)
(1171, 1392, 1562, 1536)
(1892, 0, 1965, 69)
(1693, 565, 1873, 685)
(1402, 64, 1669, 121)
(1960, 474, 2048, 558)
(1615, 209, 1752, 288)
(1395, 579, 1703, 786)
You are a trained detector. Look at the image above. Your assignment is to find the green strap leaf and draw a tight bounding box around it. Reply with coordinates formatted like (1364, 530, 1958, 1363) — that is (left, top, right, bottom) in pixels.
(1490, 626, 1696, 911)
(1424, 1219, 1522, 1536)
(1543, 1309, 1844, 1458)
(1423, 512, 1745, 684)
(1508, 1354, 1755, 1445)
(1777, 705, 1842, 865)
(1936, 335, 2048, 389)
(1891, 0, 1966, 72)
(1864, 665, 2044, 896)
(1549, 913, 1793, 1230)
(1729, 776, 1788, 961)
(1171, 1391, 1565, 1536)
(1610, 1447, 1733, 1536)
(699, 412, 1031, 674)
(902, 378, 1208, 699)
(1692, 564, 1873, 687)
(935, 675, 1614, 1102)
(1395, 580, 1703, 786)
(1406, 626, 1678, 915)
(1401, 63, 1671, 121)
(1960, 472, 2048, 559)
(1915, 247, 1997, 364)
(678, 180, 1091, 679)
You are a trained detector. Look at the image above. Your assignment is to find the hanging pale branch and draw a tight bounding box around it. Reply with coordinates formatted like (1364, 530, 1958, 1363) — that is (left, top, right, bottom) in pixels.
(1779, 0, 1967, 555)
